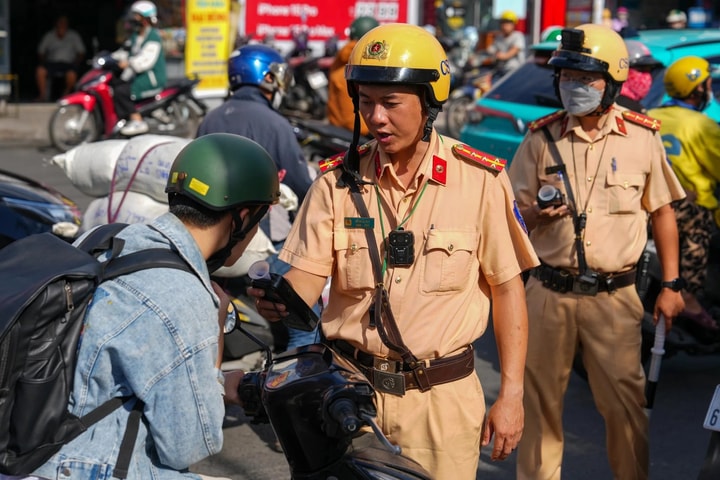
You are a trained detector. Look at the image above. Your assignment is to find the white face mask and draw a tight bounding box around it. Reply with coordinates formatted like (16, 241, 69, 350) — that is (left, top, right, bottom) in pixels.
(559, 81, 604, 116)
(271, 90, 284, 110)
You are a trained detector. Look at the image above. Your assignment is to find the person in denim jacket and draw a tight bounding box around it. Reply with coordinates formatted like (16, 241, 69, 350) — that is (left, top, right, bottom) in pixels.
(31, 133, 280, 480)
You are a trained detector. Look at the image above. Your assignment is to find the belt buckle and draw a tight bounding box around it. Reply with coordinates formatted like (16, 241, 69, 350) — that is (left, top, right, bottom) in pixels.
(372, 359, 405, 396)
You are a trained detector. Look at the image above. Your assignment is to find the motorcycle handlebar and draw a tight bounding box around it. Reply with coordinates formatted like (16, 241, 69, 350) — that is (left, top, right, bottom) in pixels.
(327, 397, 363, 434)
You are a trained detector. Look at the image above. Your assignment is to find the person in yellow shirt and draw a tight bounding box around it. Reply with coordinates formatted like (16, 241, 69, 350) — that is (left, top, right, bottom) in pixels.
(326, 16, 378, 136)
(648, 56, 720, 334)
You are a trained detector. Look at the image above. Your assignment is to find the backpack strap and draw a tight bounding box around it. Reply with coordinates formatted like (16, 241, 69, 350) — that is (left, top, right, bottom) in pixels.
(77, 223, 130, 255)
(71, 396, 141, 480)
(111, 399, 145, 479)
(102, 249, 193, 279)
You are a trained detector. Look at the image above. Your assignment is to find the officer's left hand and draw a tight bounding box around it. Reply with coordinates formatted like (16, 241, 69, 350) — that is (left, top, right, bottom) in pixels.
(482, 392, 524, 461)
(654, 289, 684, 331)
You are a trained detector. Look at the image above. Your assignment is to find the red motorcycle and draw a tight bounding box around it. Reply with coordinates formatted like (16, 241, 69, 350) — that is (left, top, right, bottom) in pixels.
(49, 52, 207, 152)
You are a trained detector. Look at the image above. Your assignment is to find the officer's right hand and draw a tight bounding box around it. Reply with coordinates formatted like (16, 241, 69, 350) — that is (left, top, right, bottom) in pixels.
(246, 286, 288, 323)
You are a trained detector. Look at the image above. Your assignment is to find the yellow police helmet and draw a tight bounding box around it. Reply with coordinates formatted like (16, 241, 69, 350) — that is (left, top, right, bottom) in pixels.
(345, 23, 451, 108)
(664, 56, 710, 99)
(499, 10, 519, 24)
(549, 24, 629, 83)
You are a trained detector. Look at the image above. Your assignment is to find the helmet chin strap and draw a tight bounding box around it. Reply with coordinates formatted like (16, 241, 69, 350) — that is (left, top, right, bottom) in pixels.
(206, 207, 269, 273)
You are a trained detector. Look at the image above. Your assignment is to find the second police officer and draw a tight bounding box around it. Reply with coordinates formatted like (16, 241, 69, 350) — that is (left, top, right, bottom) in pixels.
(509, 24, 685, 480)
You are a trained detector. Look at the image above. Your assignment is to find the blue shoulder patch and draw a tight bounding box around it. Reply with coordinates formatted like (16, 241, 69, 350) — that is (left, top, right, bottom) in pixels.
(513, 200, 528, 235)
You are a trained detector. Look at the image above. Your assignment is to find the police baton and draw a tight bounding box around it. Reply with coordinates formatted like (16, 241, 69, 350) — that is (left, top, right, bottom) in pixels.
(644, 314, 666, 418)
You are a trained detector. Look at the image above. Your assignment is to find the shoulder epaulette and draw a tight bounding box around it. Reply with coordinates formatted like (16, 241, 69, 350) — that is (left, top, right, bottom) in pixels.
(451, 143, 506, 174)
(318, 152, 344, 173)
(528, 110, 566, 132)
(621, 110, 661, 132)
(317, 143, 373, 174)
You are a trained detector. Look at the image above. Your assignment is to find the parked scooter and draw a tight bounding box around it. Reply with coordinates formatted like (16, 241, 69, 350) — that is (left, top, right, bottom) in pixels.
(281, 32, 332, 120)
(238, 334, 432, 479)
(48, 52, 207, 152)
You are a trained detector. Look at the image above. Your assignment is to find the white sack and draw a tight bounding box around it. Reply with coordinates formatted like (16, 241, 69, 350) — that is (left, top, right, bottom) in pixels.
(50, 140, 129, 197)
(113, 134, 191, 203)
(81, 191, 169, 232)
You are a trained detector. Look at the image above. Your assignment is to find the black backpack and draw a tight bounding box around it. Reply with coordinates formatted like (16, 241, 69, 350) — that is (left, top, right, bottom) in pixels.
(0, 223, 193, 478)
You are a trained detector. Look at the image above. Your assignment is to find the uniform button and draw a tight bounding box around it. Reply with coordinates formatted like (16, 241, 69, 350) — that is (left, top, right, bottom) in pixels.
(395, 276, 402, 284)
(588, 207, 593, 213)
(586, 240, 591, 246)
(351, 243, 357, 253)
(448, 244, 454, 251)
(623, 181, 629, 188)
(61, 468, 71, 476)
(587, 176, 593, 182)
(403, 197, 409, 202)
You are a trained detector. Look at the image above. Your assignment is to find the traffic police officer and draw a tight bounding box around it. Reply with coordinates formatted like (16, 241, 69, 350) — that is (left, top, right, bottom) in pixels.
(250, 23, 539, 478)
(509, 24, 685, 480)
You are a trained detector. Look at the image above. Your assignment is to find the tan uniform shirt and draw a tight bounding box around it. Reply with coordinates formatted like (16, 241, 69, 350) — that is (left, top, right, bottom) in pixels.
(509, 106, 685, 273)
(280, 131, 539, 360)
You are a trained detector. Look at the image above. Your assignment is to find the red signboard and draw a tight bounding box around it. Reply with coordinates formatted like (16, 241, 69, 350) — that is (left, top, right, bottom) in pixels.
(243, 0, 408, 41)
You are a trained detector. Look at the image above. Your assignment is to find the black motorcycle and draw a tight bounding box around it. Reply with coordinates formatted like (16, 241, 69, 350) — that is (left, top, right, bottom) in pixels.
(237, 330, 431, 479)
(289, 115, 371, 163)
(281, 33, 332, 121)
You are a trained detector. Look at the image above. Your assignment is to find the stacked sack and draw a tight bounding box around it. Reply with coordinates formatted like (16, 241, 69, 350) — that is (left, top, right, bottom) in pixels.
(51, 134, 278, 277)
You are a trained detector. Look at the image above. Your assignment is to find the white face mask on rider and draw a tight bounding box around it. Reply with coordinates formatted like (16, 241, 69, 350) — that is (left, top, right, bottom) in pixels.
(559, 81, 604, 116)
(271, 90, 284, 110)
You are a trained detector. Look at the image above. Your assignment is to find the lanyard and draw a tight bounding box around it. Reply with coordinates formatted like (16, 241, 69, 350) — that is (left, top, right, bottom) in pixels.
(374, 181, 428, 277)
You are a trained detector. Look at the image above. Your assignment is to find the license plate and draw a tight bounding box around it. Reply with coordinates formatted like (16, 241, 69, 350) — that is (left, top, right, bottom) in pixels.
(307, 71, 328, 90)
(703, 384, 720, 432)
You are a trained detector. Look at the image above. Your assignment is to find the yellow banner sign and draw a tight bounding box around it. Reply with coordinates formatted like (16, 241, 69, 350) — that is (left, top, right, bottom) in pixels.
(185, 0, 231, 91)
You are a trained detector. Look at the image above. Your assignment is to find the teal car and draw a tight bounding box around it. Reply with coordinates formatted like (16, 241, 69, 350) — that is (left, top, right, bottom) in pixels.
(459, 29, 720, 164)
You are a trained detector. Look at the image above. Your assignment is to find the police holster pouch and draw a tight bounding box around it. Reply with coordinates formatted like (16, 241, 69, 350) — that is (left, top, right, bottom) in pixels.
(635, 249, 652, 300)
(572, 270, 599, 296)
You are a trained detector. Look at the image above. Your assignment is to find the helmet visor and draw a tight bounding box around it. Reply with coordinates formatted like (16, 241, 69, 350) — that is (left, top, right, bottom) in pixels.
(549, 50, 609, 74)
(346, 65, 440, 85)
(269, 62, 293, 92)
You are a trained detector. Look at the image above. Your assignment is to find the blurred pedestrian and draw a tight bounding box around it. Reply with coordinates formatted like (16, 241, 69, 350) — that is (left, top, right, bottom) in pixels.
(666, 9, 687, 29)
(486, 10, 526, 81)
(616, 39, 662, 113)
(326, 16, 379, 136)
(35, 15, 86, 101)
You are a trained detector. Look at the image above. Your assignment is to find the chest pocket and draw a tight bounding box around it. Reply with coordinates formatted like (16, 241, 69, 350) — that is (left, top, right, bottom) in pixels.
(606, 171, 645, 214)
(421, 229, 478, 294)
(333, 229, 374, 293)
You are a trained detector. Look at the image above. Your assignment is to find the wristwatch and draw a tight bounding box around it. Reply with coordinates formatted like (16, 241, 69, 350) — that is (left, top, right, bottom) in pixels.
(661, 277, 686, 292)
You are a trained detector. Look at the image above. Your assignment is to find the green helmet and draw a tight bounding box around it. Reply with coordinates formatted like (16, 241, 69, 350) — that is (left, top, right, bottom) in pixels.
(166, 133, 280, 211)
(350, 16, 379, 40)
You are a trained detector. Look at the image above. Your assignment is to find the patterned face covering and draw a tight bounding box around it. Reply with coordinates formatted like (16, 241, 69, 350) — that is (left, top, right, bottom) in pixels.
(620, 69, 652, 102)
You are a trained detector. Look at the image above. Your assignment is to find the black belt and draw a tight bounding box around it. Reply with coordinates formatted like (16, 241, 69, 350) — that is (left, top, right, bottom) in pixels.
(329, 339, 475, 395)
(531, 264, 636, 295)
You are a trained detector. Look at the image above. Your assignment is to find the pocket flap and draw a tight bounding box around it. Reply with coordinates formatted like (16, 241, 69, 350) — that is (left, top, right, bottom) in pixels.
(606, 172, 644, 189)
(425, 230, 478, 255)
(333, 229, 370, 251)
